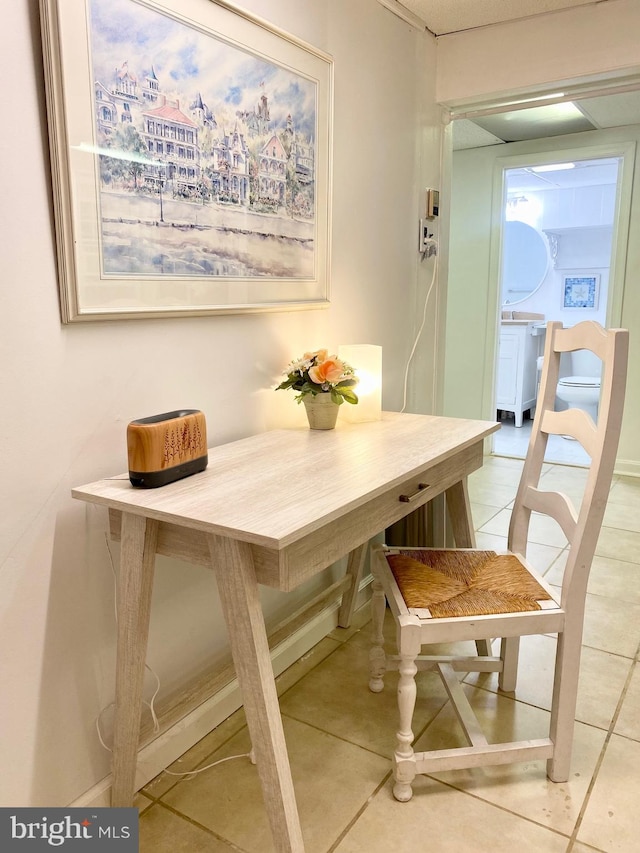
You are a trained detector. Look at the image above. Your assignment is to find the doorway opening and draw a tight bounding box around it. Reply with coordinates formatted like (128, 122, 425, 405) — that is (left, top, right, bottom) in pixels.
(493, 155, 621, 465)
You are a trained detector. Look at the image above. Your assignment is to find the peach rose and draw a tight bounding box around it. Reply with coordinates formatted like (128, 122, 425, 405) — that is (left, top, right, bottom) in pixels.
(304, 348, 328, 363)
(309, 357, 345, 385)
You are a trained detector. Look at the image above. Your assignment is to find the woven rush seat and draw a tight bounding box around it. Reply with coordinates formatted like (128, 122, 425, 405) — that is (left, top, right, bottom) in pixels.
(387, 549, 553, 617)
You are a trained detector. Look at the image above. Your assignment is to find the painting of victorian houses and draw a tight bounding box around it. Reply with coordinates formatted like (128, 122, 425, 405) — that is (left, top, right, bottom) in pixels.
(89, 0, 318, 279)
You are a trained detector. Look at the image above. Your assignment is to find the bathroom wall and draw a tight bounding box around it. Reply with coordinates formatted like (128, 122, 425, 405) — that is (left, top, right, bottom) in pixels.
(0, 0, 440, 806)
(503, 180, 616, 328)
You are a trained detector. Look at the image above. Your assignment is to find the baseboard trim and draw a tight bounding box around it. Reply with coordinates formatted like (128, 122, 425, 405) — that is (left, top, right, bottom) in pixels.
(614, 459, 640, 478)
(70, 577, 372, 808)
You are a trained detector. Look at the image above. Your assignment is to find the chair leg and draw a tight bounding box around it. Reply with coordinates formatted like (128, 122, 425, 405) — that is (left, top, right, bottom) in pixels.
(499, 636, 520, 692)
(476, 639, 492, 656)
(547, 626, 581, 782)
(369, 574, 387, 693)
(393, 654, 418, 802)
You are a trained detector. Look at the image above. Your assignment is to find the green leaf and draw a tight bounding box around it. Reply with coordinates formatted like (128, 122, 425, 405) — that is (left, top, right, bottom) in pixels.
(330, 389, 344, 405)
(340, 388, 359, 404)
(275, 377, 296, 391)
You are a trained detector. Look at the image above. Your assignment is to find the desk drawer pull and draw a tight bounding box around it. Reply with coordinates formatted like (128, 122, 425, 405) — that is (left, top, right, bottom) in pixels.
(399, 483, 429, 503)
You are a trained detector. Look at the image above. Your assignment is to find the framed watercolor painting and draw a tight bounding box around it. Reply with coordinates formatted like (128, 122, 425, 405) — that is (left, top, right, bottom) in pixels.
(562, 274, 600, 310)
(39, 0, 333, 322)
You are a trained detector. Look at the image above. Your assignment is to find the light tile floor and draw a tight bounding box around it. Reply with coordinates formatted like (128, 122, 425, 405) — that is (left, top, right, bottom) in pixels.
(137, 456, 640, 852)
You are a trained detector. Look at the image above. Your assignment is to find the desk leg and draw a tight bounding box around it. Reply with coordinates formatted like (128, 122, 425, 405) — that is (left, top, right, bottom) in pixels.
(112, 513, 158, 807)
(337, 543, 368, 628)
(445, 478, 476, 548)
(445, 479, 492, 657)
(208, 534, 305, 853)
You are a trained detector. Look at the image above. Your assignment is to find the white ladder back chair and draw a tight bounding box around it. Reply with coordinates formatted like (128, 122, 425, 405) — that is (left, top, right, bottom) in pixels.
(369, 320, 628, 802)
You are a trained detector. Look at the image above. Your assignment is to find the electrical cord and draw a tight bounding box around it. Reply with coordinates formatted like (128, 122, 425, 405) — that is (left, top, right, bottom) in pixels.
(95, 529, 253, 778)
(95, 532, 161, 751)
(400, 251, 438, 413)
(163, 748, 256, 778)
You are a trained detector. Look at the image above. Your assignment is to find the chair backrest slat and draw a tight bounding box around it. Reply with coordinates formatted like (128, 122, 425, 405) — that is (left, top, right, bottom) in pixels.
(554, 320, 612, 359)
(508, 321, 628, 607)
(540, 408, 598, 451)
(522, 486, 577, 544)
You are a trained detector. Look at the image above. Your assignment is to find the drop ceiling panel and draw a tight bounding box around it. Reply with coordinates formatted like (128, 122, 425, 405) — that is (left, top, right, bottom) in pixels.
(452, 89, 640, 149)
(451, 119, 505, 150)
(472, 104, 596, 142)
(576, 91, 640, 129)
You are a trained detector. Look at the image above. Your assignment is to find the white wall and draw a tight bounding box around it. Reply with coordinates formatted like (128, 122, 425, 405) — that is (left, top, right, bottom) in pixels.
(436, 0, 640, 106)
(0, 0, 440, 806)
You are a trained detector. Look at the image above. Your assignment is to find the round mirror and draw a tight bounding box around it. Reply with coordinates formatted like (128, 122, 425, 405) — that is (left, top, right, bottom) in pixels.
(501, 220, 549, 306)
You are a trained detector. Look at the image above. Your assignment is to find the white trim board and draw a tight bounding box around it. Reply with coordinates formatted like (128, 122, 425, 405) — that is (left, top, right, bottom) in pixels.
(614, 459, 640, 479)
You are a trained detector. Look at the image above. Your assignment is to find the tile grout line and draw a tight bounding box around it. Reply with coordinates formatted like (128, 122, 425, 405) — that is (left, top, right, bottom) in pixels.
(326, 772, 393, 853)
(278, 709, 399, 763)
(423, 774, 576, 846)
(567, 641, 639, 847)
(147, 800, 251, 852)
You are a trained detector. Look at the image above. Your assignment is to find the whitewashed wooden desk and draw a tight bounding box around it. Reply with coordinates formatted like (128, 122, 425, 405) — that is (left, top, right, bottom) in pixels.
(72, 412, 498, 852)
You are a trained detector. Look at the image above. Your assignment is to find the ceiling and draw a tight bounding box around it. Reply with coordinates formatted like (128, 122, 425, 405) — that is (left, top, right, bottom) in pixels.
(384, 1, 640, 150)
(397, 0, 612, 37)
(506, 157, 620, 192)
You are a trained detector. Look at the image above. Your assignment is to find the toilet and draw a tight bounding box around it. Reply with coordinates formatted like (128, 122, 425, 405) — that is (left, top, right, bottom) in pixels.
(556, 375, 601, 422)
(555, 348, 601, 429)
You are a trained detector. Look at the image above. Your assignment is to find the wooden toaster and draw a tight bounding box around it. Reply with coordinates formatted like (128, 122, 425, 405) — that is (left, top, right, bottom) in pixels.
(127, 409, 208, 488)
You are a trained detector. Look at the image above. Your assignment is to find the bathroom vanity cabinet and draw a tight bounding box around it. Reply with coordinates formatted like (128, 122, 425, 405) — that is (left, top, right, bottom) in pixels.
(497, 319, 544, 427)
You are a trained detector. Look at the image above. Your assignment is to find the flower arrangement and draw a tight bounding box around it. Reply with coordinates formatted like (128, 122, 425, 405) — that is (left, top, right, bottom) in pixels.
(275, 349, 359, 405)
